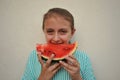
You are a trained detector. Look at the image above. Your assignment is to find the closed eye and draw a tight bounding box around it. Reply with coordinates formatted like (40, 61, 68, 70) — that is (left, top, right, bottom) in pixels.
(47, 30, 53, 33)
(46, 29, 54, 34)
(59, 29, 67, 34)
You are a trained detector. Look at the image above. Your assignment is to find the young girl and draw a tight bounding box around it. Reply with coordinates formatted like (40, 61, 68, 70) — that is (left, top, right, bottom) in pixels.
(22, 8, 96, 80)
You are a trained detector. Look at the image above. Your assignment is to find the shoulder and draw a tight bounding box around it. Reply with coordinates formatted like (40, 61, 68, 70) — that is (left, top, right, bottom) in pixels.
(29, 50, 37, 57)
(74, 50, 89, 60)
(27, 50, 38, 63)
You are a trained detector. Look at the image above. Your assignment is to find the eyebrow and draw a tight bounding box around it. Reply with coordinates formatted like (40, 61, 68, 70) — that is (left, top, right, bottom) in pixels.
(45, 28, 54, 30)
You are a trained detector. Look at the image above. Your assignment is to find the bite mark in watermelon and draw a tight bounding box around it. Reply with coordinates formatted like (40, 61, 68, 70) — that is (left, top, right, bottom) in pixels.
(36, 42, 78, 61)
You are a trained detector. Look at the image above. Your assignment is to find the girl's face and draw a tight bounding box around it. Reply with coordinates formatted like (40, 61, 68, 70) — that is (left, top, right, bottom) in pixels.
(43, 16, 75, 44)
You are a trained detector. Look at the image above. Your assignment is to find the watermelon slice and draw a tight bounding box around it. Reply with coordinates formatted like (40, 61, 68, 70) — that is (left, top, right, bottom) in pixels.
(36, 42, 77, 61)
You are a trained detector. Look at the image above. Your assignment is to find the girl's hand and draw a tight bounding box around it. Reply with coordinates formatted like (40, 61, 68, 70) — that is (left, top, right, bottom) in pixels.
(37, 53, 61, 80)
(59, 55, 82, 80)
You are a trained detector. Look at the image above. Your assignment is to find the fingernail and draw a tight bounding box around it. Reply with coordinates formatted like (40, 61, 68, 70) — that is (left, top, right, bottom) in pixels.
(51, 54, 55, 57)
(37, 52, 41, 55)
(59, 61, 62, 63)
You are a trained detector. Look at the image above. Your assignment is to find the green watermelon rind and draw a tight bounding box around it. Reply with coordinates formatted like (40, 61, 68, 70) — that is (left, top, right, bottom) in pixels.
(41, 57, 66, 62)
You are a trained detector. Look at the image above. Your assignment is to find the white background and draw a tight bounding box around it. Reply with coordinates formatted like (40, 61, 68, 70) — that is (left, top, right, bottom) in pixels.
(0, 0, 120, 80)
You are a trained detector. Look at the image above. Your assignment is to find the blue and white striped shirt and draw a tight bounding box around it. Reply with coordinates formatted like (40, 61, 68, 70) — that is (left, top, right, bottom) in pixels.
(21, 50, 96, 80)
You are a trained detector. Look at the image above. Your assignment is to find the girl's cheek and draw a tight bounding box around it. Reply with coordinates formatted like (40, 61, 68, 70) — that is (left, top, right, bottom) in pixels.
(60, 36, 71, 42)
(46, 35, 53, 40)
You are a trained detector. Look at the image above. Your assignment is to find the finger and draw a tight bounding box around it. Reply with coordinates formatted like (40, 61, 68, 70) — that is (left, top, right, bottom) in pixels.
(65, 56, 74, 63)
(69, 55, 79, 64)
(65, 56, 76, 65)
(49, 63, 60, 71)
(52, 63, 61, 75)
(60, 61, 80, 75)
(37, 53, 44, 65)
(59, 61, 72, 70)
(65, 56, 79, 66)
(46, 54, 55, 67)
(69, 55, 77, 60)
(66, 55, 77, 61)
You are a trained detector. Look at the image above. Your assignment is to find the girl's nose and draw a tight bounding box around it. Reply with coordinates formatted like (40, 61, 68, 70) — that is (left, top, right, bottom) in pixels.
(52, 34, 61, 44)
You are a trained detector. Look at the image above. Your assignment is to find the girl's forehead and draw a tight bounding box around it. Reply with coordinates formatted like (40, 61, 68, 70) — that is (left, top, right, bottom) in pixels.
(45, 13, 70, 23)
(45, 15, 70, 24)
(44, 15, 72, 30)
(46, 14, 65, 21)
(44, 17, 71, 27)
(44, 19, 71, 30)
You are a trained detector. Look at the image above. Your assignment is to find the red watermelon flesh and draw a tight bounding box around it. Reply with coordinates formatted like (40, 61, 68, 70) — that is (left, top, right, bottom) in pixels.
(36, 42, 77, 61)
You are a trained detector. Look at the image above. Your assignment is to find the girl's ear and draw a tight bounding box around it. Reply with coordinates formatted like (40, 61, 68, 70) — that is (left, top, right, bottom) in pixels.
(71, 28, 76, 35)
